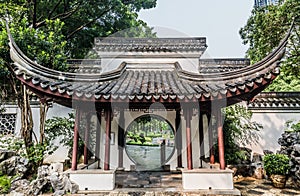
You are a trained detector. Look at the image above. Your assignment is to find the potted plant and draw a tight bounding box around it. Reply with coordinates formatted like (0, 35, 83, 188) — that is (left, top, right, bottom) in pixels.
(263, 154, 290, 188)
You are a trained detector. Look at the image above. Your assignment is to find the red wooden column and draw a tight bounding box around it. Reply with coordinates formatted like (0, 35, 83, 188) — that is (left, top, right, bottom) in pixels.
(199, 111, 205, 168)
(71, 108, 81, 171)
(118, 110, 125, 169)
(207, 113, 215, 164)
(95, 111, 102, 169)
(175, 109, 183, 168)
(184, 108, 193, 170)
(217, 109, 225, 170)
(104, 108, 112, 170)
(84, 113, 91, 165)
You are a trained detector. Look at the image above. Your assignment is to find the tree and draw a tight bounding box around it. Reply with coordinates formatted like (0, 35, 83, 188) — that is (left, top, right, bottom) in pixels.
(0, 0, 157, 174)
(3, 0, 156, 58)
(215, 105, 262, 164)
(240, 0, 300, 91)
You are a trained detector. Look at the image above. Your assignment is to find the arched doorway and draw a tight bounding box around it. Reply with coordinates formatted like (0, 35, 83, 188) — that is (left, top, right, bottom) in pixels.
(125, 114, 175, 171)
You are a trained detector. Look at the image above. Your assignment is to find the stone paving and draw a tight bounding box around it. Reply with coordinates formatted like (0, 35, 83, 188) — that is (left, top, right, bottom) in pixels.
(115, 171, 182, 189)
(40, 171, 300, 195)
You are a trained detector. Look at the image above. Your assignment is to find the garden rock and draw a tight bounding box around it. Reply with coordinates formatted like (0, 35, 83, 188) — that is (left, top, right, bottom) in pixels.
(228, 164, 255, 177)
(12, 164, 79, 196)
(263, 150, 273, 155)
(0, 155, 29, 177)
(26, 165, 51, 196)
(10, 179, 30, 193)
(278, 132, 300, 187)
(16, 157, 29, 177)
(0, 156, 17, 175)
(0, 150, 15, 162)
(252, 152, 262, 163)
(49, 172, 79, 196)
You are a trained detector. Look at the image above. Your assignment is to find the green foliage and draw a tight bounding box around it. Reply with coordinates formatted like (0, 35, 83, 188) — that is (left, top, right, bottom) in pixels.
(240, 0, 300, 91)
(45, 113, 75, 149)
(5, 0, 157, 58)
(0, 135, 48, 176)
(126, 115, 174, 146)
(0, 136, 26, 154)
(0, 19, 68, 71)
(284, 119, 300, 132)
(45, 113, 83, 158)
(263, 154, 290, 175)
(217, 105, 262, 164)
(0, 174, 11, 194)
(26, 143, 48, 169)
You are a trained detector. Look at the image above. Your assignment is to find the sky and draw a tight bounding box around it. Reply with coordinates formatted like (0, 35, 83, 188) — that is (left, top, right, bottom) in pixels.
(138, 0, 253, 58)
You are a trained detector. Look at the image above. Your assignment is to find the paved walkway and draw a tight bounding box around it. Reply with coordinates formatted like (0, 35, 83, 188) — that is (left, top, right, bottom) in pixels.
(39, 171, 300, 195)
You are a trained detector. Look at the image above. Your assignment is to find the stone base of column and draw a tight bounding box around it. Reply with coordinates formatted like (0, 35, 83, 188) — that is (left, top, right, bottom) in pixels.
(176, 166, 184, 171)
(116, 167, 125, 171)
(67, 169, 116, 191)
(182, 168, 234, 190)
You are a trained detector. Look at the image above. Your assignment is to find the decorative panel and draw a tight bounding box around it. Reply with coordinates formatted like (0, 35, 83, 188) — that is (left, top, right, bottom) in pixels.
(0, 114, 17, 135)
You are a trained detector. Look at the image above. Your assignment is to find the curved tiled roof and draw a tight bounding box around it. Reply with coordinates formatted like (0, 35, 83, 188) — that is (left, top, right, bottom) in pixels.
(94, 37, 207, 52)
(7, 25, 291, 108)
(199, 59, 250, 73)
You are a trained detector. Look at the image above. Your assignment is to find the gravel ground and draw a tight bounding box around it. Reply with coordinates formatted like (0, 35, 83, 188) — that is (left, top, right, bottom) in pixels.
(234, 177, 300, 196)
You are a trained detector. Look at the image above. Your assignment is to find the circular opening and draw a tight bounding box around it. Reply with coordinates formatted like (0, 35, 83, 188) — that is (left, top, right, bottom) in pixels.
(125, 114, 175, 171)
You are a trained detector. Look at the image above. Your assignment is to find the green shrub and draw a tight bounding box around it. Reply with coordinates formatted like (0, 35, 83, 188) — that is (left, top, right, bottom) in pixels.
(263, 154, 290, 175)
(215, 105, 262, 164)
(0, 175, 11, 194)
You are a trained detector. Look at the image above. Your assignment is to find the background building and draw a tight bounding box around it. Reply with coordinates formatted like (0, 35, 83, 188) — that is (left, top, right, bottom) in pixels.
(255, 0, 279, 7)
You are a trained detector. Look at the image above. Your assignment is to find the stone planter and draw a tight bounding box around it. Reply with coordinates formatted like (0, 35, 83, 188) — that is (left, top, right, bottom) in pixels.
(270, 174, 287, 188)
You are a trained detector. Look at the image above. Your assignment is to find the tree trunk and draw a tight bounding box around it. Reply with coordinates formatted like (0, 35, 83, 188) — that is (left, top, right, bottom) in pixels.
(39, 100, 49, 144)
(20, 85, 34, 149)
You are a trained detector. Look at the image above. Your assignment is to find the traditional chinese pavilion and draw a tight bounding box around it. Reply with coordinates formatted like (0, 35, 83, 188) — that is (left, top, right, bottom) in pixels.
(7, 27, 290, 191)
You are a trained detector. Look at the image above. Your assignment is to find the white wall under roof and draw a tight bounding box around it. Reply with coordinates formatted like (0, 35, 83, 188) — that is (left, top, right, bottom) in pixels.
(247, 109, 300, 154)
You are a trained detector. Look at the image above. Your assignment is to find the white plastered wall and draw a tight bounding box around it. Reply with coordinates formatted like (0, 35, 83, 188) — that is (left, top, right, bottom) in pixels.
(247, 109, 300, 154)
(101, 57, 199, 73)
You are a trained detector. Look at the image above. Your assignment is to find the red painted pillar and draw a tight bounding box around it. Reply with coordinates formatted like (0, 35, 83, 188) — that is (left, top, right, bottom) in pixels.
(175, 109, 183, 168)
(184, 109, 193, 170)
(208, 113, 215, 164)
(104, 108, 112, 170)
(71, 108, 81, 171)
(84, 113, 91, 165)
(217, 109, 225, 170)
